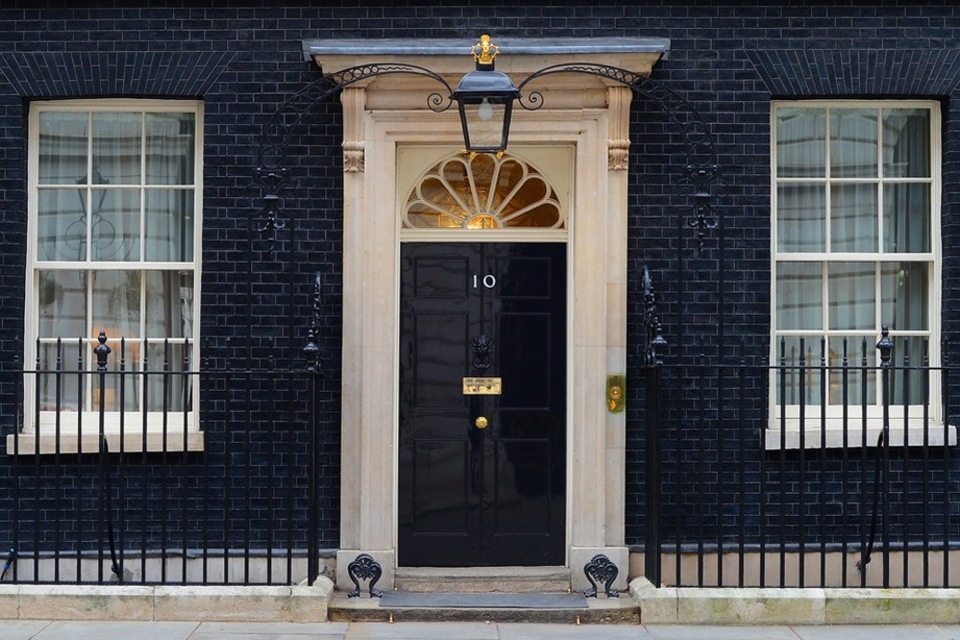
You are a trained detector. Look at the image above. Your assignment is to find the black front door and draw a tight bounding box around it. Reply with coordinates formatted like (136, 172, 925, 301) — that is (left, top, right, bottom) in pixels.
(398, 242, 566, 566)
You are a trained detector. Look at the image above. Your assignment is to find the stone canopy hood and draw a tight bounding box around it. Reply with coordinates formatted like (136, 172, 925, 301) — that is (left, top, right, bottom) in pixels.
(301, 36, 672, 111)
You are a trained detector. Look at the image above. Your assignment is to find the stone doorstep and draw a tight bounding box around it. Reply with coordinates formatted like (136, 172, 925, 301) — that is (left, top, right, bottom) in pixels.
(393, 566, 573, 593)
(326, 590, 639, 624)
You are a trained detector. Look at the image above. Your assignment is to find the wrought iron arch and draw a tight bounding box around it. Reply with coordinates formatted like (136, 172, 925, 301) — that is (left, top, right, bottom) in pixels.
(250, 61, 720, 249)
(250, 63, 455, 244)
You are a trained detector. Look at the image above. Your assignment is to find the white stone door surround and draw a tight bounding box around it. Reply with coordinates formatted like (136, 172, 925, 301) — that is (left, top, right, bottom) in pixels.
(302, 36, 669, 592)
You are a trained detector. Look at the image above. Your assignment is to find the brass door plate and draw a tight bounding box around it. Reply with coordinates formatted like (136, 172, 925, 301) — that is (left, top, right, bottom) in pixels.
(607, 374, 625, 413)
(463, 377, 502, 395)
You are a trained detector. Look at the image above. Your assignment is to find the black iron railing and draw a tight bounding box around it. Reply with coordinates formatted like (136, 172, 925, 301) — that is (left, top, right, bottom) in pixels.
(0, 332, 326, 586)
(5, 325, 959, 589)
(642, 329, 960, 588)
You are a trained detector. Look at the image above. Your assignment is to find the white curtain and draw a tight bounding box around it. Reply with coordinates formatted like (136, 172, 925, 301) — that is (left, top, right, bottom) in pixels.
(775, 107, 931, 407)
(36, 110, 195, 414)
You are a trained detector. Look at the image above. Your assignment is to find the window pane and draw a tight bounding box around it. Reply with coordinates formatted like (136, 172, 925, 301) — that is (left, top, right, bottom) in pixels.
(38, 270, 86, 338)
(777, 262, 822, 330)
(830, 108, 878, 178)
(92, 270, 141, 340)
(888, 336, 929, 406)
(883, 109, 930, 178)
(777, 184, 825, 251)
(38, 112, 87, 185)
(146, 113, 195, 186)
(775, 336, 823, 406)
(827, 336, 877, 406)
(37, 189, 86, 261)
(93, 112, 141, 185)
(144, 342, 192, 412)
(776, 108, 825, 178)
(38, 342, 83, 411)
(831, 183, 877, 252)
(145, 190, 194, 261)
(145, 271, 193, 339)
(92, 188, 140, 261)
(881, 262, 928, 331)
(883, 183, 930, 253)
(828, 262, 875, 330)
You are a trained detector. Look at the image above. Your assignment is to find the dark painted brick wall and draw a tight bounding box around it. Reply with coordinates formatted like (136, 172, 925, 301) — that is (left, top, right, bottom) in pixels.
(0, 0, 957, 560)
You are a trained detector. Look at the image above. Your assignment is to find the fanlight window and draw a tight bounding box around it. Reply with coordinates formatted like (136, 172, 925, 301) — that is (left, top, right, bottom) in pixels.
(403, 152, 564, 229)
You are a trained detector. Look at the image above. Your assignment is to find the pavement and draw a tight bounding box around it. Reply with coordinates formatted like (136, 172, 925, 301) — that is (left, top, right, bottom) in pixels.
(5, 621, 960, 640)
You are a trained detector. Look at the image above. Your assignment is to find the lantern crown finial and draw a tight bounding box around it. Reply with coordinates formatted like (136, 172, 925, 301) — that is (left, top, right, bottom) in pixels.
(471, 34, 499, 69)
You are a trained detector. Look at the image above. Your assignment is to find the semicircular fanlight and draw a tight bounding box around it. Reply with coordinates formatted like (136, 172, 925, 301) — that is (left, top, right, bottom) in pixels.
(403, 152, 564, 230)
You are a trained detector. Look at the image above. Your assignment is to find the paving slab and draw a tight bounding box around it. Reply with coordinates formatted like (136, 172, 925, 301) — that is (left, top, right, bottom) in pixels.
(498, 622, 652, 639)
(342, 621, 499, 639)
(791, 625, 951, 640)
(191, 621, 349, 639)
(30, 620, 199, 640)
(2, 620, 52, 640)
(190, 632, 346, 640)
(645, 625, 800, 640)
(196, 622, 350, 635)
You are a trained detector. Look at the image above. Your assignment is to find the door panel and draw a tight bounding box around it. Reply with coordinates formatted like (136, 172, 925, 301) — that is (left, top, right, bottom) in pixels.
(398, 242, 566, 566)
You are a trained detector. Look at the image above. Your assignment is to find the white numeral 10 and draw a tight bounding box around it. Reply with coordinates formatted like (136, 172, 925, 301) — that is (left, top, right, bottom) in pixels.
(472, 274, 497, 289)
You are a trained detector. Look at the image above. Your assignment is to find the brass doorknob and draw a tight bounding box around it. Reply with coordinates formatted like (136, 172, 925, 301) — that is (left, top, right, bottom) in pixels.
(475, 416, 489, 429)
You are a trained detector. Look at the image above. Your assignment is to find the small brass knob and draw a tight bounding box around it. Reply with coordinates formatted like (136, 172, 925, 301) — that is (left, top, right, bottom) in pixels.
(475, 416, 489, 430)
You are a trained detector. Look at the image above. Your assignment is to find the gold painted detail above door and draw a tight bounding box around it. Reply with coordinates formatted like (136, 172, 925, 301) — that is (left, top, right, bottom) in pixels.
(403, 152, 564, 230)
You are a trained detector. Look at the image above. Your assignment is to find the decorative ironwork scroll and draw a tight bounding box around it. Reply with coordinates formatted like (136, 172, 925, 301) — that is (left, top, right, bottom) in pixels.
(303, 272, 323, 372)
(253, 58, 721, 253)
(250, 64, 455, 249)
(517, 63, 721, 251)
(583, 553, 620, 598)
(640, 265, 667, 367)
(346, 553, 384, 598)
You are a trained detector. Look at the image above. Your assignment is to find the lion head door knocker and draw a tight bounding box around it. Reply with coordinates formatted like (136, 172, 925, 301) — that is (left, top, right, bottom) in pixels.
(472, 335, 493, 370)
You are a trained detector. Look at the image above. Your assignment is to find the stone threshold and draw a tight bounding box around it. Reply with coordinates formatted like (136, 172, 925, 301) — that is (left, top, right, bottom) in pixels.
(327, 589, 636, 624)
(394, 566, 572, 593)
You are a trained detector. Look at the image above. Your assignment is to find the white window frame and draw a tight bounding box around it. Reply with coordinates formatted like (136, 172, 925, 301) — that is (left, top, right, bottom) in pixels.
(767, 99, 953, 449)
(11, 99, 203, 454)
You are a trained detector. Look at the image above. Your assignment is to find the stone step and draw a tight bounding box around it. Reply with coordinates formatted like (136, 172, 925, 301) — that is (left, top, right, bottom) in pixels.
(394, 566, 572, 593)
(327, 590, 639, 624)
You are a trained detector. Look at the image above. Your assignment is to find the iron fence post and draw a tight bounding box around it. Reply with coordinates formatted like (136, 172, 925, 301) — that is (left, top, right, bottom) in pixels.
(644, 322, 666, 586)
(94, 331, 111, 583)
(303, 273, 322, 585)
(877, 326, 893, 588)
(644, 362, 660, 585)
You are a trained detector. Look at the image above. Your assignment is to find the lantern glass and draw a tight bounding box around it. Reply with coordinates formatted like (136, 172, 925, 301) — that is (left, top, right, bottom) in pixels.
(458, 97, 513, 153)
(452, 66, 519, 153)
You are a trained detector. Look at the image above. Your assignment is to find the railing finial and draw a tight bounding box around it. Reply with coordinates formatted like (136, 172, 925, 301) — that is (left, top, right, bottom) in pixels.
(94, 330, 111, 372)
(876, 325, 893, 368)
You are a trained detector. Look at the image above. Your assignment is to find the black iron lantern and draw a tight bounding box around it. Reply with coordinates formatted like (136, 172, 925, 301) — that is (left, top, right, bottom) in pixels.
(452, 35, 520, 154)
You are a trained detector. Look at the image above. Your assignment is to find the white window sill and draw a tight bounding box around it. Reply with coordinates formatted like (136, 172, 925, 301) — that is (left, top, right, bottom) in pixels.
(764, 422, 957, 450)
(5, 430, 205, 455)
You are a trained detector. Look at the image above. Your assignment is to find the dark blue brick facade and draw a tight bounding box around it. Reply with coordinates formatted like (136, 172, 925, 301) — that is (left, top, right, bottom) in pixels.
(0, 1, 958, 566)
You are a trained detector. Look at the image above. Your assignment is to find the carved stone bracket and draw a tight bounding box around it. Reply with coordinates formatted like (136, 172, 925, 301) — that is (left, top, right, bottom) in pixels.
(341, 87, 366, 173)
(343, 141, 364, 173)
(346, 553, 383, 598)
(608, 140, 630, 171)
(583, 553, 620, 598)
(607, 86, 632, 171)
